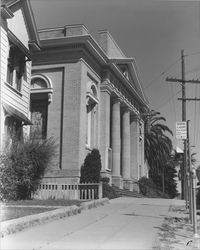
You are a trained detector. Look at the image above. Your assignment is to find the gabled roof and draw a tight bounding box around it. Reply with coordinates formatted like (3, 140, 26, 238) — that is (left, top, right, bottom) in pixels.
(97, 30, 148, 106)
(110, 58, 149, 106)
(1, 0, 40, 49)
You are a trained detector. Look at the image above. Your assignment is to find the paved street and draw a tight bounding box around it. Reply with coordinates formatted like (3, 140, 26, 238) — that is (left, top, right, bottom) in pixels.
(1, 197, 178, 250)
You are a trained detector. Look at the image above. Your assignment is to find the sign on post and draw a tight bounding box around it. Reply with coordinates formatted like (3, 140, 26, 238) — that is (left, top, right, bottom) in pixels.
(176, 122, 187, 139)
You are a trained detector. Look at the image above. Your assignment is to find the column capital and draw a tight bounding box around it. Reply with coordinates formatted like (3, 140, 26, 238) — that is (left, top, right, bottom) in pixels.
(112, 97, 122, 104)
(121, 106, 131, 113)
(130, 114, 141, 122)
(100, 79, 113, 94)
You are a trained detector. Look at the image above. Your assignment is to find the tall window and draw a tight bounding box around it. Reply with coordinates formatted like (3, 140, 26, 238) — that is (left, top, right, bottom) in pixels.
(7, 42, 26, 91)
(86, 82, 99, 148)
(30, 100, 48, 140)
(30, 76, 53, 140)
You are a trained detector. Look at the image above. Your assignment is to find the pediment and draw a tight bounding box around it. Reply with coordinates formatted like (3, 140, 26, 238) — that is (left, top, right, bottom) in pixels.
(114, 59, 149, 105)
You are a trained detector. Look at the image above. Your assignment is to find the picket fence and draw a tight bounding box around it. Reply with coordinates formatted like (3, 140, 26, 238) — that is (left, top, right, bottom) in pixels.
(32, 182, 103, 200)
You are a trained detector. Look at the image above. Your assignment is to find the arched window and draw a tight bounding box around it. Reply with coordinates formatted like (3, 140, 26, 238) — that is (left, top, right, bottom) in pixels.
(30, 75, 53, 140)
(86, 82, 99, 148)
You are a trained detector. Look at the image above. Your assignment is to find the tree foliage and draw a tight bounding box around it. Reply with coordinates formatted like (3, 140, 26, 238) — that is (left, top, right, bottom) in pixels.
(149, 157, 178, 198)
(143, 110, 178, 197)
(144, 111, 173, 175)
(80, 149, 102, 183)
(138, 176, 169, 198)
(0, 137, 57, 201)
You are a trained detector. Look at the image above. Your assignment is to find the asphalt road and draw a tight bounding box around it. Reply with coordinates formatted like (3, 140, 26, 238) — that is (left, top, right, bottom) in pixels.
(1, 197, 176, 250)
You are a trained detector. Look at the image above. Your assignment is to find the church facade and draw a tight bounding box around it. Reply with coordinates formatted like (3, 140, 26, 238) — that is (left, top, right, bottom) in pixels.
(31, 25, 149, 190)
(1, 0, 149, 191)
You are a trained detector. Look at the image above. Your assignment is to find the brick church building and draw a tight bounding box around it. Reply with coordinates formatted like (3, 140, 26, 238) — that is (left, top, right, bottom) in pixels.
(1, 0, 149, 191)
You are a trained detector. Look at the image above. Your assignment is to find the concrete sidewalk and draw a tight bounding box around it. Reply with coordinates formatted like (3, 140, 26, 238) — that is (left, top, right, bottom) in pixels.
(0, 197, 179, 250)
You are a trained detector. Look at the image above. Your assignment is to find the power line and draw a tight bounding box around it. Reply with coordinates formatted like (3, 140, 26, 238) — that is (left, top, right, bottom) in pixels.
(155, 89, 181, 111)
(170, 84, 177, 122)
(166, 50, 200, 201)
(185, 51, 200, 57)
(167, 81, 177, 123)
(145, 57, 181, 90)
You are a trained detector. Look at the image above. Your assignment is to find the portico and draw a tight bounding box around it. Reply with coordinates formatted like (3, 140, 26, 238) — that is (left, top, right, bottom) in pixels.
(99, 75, 146, 190)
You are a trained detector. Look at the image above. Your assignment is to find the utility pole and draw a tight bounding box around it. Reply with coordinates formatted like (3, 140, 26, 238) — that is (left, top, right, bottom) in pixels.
(181, 49, 187, 201)
(166, 50, 200, 200)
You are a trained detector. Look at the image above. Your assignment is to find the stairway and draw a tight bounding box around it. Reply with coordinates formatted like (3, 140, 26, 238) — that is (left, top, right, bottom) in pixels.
(112, 185, 144, 198)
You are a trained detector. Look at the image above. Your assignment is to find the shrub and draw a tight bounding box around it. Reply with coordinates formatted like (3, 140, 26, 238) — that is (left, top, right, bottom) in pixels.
(80, 149, 102, 183)
(0, 137, 57, 201)
(100, 177, 119, 199)
(149, 163, 178, 199)
(138, 177, 155, 196)
(138, 176, 169, 198)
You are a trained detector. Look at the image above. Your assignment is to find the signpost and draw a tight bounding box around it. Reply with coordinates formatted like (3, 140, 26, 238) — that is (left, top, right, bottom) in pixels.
(176, 122, 187, 140)
(176, 121, 187, 204)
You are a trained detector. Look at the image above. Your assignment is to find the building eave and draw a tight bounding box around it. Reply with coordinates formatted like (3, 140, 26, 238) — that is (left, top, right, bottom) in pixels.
(110, 58, 149, 106)
(4, 0, 41, 49)
(109, 62, 149, 108)
(37, 29, 149, 109)
(39, 35, 108, 66)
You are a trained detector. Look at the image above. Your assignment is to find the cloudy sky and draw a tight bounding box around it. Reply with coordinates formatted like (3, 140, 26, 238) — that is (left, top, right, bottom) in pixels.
(30, 0, 200, 162)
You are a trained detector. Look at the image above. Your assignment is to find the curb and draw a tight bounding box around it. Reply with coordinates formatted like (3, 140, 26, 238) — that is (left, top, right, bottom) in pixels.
(0, 198, 109, 237)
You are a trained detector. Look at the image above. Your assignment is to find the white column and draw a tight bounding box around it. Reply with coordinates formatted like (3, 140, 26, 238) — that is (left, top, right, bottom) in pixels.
(122, 108, 131, 180)
(130, 116, 139, 180)
(99, 87, 111, 172)
(111, 98, 121, 177)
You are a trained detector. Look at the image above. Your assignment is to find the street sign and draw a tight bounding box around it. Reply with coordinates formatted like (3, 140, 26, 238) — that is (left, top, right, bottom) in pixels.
(176, 122, 187, 139)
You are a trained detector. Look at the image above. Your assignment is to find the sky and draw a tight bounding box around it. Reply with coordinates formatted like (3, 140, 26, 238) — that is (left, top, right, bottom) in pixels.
(30, 0, 200, 164)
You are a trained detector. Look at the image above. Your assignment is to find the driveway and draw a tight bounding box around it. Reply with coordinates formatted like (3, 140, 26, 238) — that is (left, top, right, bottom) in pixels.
(1, 197, 175, 250)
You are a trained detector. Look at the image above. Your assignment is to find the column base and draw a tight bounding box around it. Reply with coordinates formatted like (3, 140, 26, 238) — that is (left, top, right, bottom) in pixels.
(132, 179, 140, 193)
(123, 179, 132, 191)
(112, 176, 123, 189)
(123, 179, 140, 192)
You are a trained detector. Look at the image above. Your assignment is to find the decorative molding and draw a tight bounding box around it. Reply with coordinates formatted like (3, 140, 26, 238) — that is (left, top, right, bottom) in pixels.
(28, 40, 41, 51)
(1, 6, 14, 19)
(100, 80, 113, 95)
(31, 74, 53, 103)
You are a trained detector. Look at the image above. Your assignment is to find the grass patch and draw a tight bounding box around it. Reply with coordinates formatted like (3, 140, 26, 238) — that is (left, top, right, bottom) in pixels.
(3, 199, 82, 207)
(0, 207, 56, 222)
(0, 199, 83, 222)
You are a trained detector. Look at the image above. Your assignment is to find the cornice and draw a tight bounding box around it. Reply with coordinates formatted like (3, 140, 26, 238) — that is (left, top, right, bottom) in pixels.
(35, 25, 149, 110)
(1, 5, 14, 19)
(100, 79, 139, 115)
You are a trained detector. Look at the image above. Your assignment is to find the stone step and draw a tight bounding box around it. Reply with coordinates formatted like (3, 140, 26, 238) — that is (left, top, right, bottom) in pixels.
(112, 185, 143, 198)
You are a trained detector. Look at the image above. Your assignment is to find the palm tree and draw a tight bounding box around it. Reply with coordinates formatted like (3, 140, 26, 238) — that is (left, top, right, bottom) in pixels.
(143, 110, 173, 192)
(191, 152, 197, 166)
